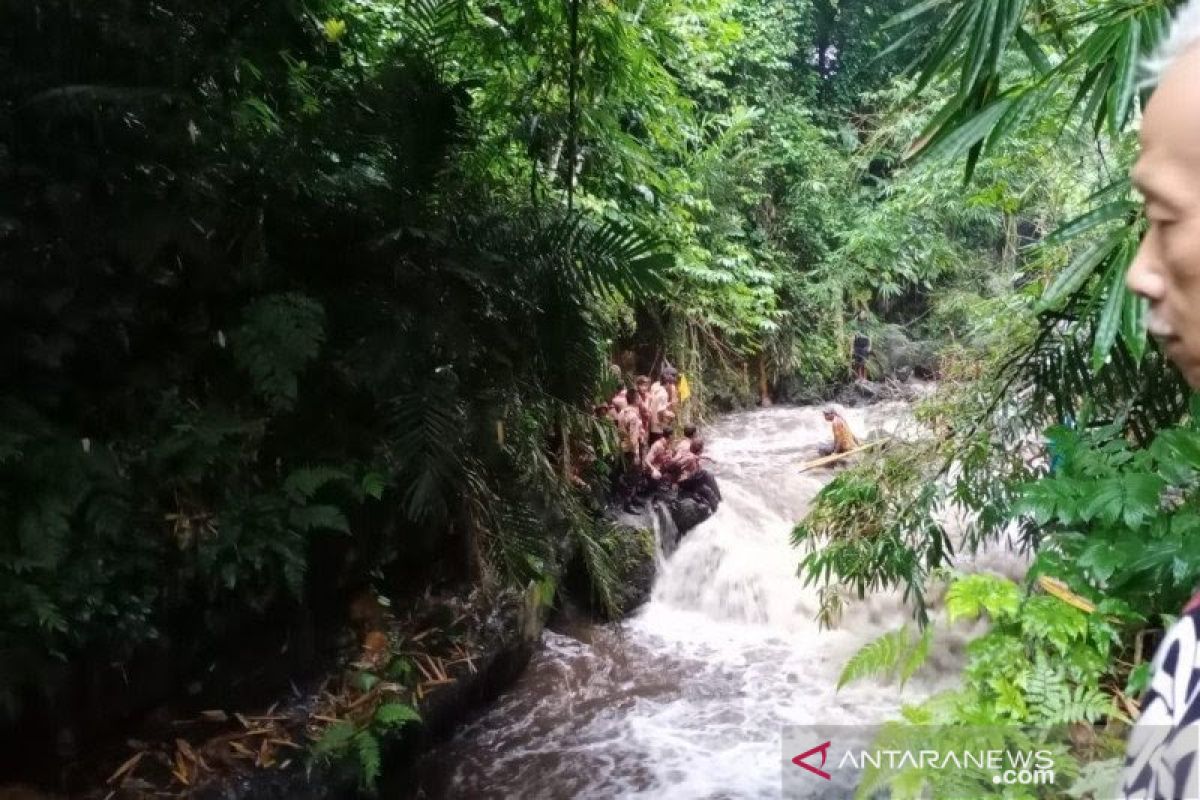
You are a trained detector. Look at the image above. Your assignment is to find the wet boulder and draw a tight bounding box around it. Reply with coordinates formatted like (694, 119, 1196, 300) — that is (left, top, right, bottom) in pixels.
(561, 516, 658, 620)
(870, 324, 938, 380)
(561, 487, 720, 623)
(669, 496, 716, 537)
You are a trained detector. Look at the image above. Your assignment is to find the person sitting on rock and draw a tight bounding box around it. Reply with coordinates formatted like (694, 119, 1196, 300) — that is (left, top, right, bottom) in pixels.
(674, 438, 721, 511)
(818, 407, 859, 457)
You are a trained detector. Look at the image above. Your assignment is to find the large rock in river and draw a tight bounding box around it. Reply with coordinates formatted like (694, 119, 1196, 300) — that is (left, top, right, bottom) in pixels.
(561, 490, 719, 621)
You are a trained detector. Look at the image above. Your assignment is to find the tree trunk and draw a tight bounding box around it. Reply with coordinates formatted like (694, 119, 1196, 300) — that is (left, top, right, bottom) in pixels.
(757, 353, 772, 406)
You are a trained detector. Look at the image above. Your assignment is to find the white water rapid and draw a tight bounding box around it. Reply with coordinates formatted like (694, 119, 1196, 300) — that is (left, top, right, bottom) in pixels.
(413, 401, 1007, 799)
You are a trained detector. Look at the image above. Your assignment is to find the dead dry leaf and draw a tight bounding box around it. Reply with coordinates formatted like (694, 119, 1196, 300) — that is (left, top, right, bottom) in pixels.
(106, 750, 145, 785)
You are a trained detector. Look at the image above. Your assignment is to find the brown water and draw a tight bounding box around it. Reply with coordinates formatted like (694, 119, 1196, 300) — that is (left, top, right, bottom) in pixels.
(411, 401, 1019, 799)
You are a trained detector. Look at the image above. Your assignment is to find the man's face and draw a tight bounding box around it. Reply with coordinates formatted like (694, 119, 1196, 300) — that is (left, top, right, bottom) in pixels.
(1128, 47, 1200, 387)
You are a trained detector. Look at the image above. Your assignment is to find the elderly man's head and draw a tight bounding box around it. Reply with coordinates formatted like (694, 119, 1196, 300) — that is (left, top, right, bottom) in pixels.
(1128, 2, 1200, 386)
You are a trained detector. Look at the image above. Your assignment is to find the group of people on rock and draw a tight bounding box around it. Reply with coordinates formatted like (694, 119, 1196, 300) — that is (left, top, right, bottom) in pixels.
(594, 367, 719, 513)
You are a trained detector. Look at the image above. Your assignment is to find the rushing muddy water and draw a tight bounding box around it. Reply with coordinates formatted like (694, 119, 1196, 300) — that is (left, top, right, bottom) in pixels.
(413, 401, 1018, 799)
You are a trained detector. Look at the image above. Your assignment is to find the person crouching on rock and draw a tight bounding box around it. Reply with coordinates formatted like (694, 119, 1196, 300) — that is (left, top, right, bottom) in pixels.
(642, 424, 675, 494)
(819, 407, 859, 457)
(674, 438, 721, 511)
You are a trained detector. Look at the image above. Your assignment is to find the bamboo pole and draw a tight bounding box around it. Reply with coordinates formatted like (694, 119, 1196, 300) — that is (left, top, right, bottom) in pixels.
(797, 438, 890, 473)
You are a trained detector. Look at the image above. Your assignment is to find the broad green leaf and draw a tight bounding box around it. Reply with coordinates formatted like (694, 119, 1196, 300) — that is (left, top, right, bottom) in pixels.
(1126, 662, 1151, 697)
(1122, 473, 1165, 529)
(288, 503, 351, 533)
(1078, 542, 1122, 583)
(1080, 479, 1123, 525)
(947, 574, 1021, 622)
(312, 720, 358, 759)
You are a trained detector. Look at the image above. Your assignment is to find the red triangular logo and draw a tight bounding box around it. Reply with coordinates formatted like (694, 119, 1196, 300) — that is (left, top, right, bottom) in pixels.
(792, 740, 832, 780)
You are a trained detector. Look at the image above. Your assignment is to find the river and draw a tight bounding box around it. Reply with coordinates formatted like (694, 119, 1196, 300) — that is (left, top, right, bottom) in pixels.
(411, 401, 1010, 799)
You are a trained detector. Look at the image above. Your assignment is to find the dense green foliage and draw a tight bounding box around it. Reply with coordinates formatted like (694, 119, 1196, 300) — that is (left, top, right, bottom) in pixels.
(802, 0, 1200, 792)
(1, 0, 670, 718)
(1, 0, 1030, 736)
(4, 5, 1153, 794)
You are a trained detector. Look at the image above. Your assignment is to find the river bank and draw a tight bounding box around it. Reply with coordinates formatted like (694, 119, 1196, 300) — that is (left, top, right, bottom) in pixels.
(37, 394, 943, 800)
(46, 469, 720, 799)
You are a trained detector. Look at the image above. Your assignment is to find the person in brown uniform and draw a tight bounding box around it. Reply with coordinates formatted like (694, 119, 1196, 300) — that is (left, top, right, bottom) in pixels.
(615, 388, 646, 511)
(818, 408, 859, 457)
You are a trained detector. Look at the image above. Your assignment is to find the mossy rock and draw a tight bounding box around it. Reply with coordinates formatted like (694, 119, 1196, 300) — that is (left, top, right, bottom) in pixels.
(561, 520, 657, 621)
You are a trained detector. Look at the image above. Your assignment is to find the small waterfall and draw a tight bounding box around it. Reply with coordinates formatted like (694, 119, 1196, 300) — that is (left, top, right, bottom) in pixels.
(648, 502, 679, 565)
(416, 398, 1023, 799)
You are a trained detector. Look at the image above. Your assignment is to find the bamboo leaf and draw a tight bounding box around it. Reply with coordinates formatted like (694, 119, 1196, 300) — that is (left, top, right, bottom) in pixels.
(986, 77, 1059, 153)
(1015, 25, 1050, 74)
(1122, 286, 1149, 363)
(1041, 200, 1137, 247)
(1038, 227, 1125, 311)
(912, 97, 1012, 164)
(872, 27, 922, 64)
(990, 0, 1027, 78)
(906, 95, 966, 158)
(1082, 61, 1116, 136)
(916, 5, 978, 92)
(1093, 255, 1130, 372)
(961, 0, 999, 95)
(1108, 18, 1141, 134)
(884, 0, 955, 29)
(1062, 63, 1103, 131)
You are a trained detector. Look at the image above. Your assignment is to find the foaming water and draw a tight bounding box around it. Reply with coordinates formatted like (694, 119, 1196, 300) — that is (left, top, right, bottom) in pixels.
(412, 400, 1005, 799)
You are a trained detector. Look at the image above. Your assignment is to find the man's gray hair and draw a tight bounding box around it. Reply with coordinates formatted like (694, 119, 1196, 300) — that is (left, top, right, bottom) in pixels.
(1144, 0, 1200, 87)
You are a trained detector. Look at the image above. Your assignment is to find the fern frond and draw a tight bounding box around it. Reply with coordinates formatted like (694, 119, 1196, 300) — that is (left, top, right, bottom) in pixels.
(354, 730, 382, 790)
(374, 702, 421, 730)
(284, 466, 351, 502)
(571, 521, 621, 619)
(837, 626, 911, 691)
(232, 293, 325, 411)
(899, 626, 933, 687)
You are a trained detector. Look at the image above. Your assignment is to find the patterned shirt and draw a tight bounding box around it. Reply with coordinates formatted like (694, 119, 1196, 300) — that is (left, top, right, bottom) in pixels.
(617, 406, 643, 455)
(1123, 609, 1200, 798)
